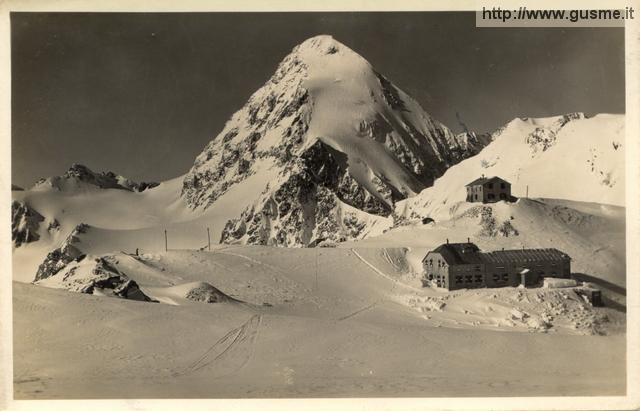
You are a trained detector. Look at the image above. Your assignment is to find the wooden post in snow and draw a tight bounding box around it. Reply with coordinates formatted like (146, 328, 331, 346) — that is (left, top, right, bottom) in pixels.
(207, 227, 211, 251)
(164, 229, 168, 252)
(526, 185, 529, 199)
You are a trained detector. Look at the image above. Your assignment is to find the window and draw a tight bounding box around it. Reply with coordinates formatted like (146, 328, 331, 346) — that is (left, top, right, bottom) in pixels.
(455, 276, 463, 284)
(502, 274, 509, 281)
(499, 193, 506, 199)
(488, 193, 495, 200)
(428, 274, 433, 280)
(475, 266, 481, 272)
(465, 275, 473, 283)
(492, 274, 500, 281)
(429, 259, 433, 266)
(488, 183, 494, 189)
(474, 275, 483, 282)
(474, 194, 478, 200)
(500, 183, 506, 189)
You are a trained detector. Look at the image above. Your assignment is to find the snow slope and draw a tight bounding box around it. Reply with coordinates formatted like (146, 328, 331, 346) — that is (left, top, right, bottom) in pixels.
(11, 164, 281, 282)
(353, 197, 626, 308)
(13, 246, 626, 398)
(397, 113, 625, 222)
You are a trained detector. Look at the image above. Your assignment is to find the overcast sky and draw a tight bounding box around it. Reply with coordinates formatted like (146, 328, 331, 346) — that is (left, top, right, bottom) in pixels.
(11, 12, 624, 187)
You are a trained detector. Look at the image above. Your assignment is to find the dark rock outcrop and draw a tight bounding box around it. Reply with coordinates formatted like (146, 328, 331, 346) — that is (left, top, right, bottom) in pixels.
(185, 282, 231, 303)
(34, 223, 89, 281)
(12, 201, 44, 247)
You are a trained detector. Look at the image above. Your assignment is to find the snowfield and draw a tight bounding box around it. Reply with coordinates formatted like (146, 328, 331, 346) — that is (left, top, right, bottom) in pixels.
(14, 246, 625, 398)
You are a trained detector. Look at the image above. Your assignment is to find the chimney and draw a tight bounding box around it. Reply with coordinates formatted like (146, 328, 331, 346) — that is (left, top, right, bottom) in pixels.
(446, 238, 449, 244)
(467, 237, 470, 243)
(481, 173, 485, 179)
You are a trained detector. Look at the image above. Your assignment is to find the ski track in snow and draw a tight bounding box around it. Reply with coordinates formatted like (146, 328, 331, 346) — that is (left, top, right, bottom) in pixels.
(174, 314, 262, 378)
(350, 249, 420, 292)
(216, 249, 291, 277)
(336, 302, 378, 321)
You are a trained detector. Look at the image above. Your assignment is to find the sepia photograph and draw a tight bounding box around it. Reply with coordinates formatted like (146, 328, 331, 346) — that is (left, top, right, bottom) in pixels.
(2, 2, 639, 410)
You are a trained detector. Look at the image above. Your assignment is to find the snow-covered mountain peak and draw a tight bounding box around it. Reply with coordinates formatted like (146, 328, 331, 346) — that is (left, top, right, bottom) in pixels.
(519, 112, 585, 127)
(181, 36, 493, 246)
(293, 35, 351, 58)
(32, 164, 159, 193)
(494, 112, 586, 140)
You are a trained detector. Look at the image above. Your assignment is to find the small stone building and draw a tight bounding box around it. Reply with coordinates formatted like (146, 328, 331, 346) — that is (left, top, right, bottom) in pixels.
(422, 240, 571, 291)
(466, 176, 511, 203)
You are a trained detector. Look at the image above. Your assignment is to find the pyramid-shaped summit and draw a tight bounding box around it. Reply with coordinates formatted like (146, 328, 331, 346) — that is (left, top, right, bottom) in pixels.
(181, 35, 490, 246)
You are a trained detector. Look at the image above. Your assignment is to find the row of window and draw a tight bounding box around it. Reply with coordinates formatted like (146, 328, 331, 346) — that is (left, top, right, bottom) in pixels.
(492, 273, 510, 282)
(427, 259, 447, 268)
(454, 274, 483, 284)
(469, 183, 507, 190)
(487, 193, 508, 200)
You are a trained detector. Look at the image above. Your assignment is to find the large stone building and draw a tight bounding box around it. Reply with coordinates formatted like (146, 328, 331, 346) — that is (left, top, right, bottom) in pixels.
(422, 240, 571, 290)
(466, 176, 512, 203)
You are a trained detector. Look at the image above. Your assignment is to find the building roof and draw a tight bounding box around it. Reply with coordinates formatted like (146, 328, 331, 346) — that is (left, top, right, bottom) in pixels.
(465, 176, 510, 187)
(424, 243, 484, 265)
(424, 243, 571, 266)
(479, 248, 571, 264)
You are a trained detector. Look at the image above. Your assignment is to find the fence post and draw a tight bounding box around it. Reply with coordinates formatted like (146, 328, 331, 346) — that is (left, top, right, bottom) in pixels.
(164, 229, 168, 252)
(207, 227, 211, 251)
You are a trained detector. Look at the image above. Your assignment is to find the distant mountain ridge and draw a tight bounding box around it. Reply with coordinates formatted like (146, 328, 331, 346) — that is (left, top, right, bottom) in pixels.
(32, 163, 159, 193)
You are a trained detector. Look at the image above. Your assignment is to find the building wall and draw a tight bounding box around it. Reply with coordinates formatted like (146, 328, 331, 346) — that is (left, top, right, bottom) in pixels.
(484, 259, 571, 288)
(482, 181, 511, 203)
(423, 251, 571, 291)
(423, 252, 449, 288)
(448, 264, 485, 290)
(466, 185, 484, 202)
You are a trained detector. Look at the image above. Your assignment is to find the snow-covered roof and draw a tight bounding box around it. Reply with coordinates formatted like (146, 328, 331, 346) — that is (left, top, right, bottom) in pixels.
(480, 248, 571, 264)
(465, 176, 511, 187)
(424, 243, 571, 265)
(424, 243, 483, 265)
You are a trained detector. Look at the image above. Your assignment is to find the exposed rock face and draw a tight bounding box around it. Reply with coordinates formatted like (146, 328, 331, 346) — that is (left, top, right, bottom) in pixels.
(451, 131, 493, 159)
(34, 223, 89, 281)
(220, 140, 389, 246)
(12, 201, 44, 247)
(47, 218, 61, 233)
(524, 113, 585, 155)
(34, 226, 156, 302)
(73, 257, 156, 302)
(184, 35, 489, 246)
(185, 282, 231, 303)
(459, 206, 520, 238)
(33, 163, 159, 192)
